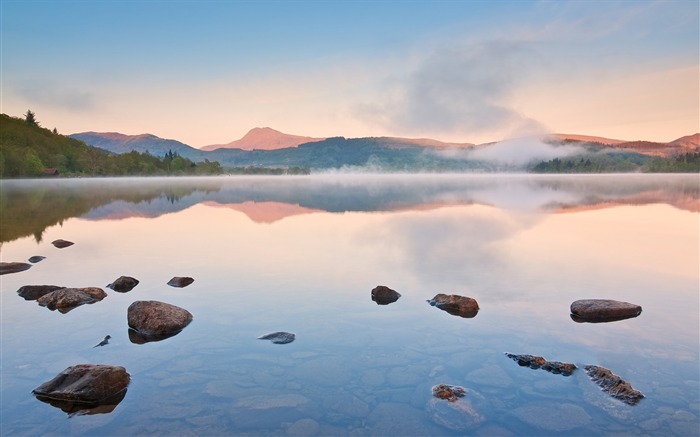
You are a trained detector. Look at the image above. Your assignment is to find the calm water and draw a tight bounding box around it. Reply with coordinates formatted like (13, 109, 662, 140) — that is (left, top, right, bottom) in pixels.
(1, 174, 698, 436)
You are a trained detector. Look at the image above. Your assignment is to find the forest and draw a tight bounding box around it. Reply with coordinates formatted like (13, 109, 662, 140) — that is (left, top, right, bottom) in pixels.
(0, 112, 223, 177)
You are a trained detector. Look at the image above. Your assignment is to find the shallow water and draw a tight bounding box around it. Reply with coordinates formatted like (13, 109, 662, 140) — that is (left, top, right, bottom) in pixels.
(1, 174, 698, 436)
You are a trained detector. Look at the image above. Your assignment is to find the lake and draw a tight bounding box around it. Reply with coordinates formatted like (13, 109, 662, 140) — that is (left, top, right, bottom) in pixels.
(1, 174, 698, 436)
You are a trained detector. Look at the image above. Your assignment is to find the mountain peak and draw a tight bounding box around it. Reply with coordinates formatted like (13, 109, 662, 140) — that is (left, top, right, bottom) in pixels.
(200, 128, 325, 151)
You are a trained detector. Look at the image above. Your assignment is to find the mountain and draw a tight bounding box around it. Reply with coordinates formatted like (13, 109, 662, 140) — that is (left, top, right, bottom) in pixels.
(200, 127, 326, 151)
(551, 134, 627, 145)
(70, 132, 205, 160)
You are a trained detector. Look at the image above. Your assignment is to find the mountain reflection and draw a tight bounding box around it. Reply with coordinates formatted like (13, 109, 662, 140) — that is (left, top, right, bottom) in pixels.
(1, 174, 697, 244)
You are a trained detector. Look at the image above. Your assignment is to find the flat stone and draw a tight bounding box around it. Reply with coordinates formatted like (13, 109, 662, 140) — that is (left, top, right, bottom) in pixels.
(258, 332, 295, 344)
(51, 239, 74, 248)
(37, 287, 107, 313)
(428, 293, 479, 318)
(127, 300, 193, 342)
(17, 285, 64, 301)
(32, 364, 130, 415)
(0, 262, 32, 275)
(371, 285, 401, 305)
(505, 353, 577, 376)
(427, 386, 485, 431)
(167, 276, 194, 288)
(28, 256, 46, 263)
(584, 365, 644, 405)
(107, 276, 139, 293)
(570, 299, 641, 322)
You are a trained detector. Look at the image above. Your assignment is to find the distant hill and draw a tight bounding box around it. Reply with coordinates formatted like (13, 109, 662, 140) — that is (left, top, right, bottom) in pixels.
(201, 127, 325, 151)
(70, 131, 205, 160)
(1, 114, 222, 177)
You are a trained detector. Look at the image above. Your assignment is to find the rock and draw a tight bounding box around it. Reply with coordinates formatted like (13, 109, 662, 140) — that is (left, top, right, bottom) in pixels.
(0, 262, 32, 275)
(505, 353, 577, 376)
(28, 256, 46, 263)
(371, 285, 401, 305)
(107, 276, 139, 293)
(167, 276, 194, 288)
(32, 364, 130, 416)
(428, 293, 479, 318)
(51, 239, 74, 248)
(428, 385, 485, 431)
(127, 300, 193, 342)
(37, 287, 107, 313)
(584, 365, 644, 405)
(432, 384, 466, 401)
(258, 332, 296, 344)
(17, 285, 63, 301)
(570, 299, 642, 323)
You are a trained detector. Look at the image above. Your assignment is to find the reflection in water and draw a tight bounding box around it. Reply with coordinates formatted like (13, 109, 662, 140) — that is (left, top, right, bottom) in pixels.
(1, 174, 697, 244)
(34, 389, 128, 417)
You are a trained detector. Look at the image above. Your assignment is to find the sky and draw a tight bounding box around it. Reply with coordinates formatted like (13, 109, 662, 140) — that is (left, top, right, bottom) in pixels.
(1, 0, 698, 148)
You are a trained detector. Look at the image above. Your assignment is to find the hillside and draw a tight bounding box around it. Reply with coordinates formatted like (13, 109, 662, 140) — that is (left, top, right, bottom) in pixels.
(71, 131, 205, 160)
(0, 114, 222, 177)
(201, 127, 325, 151)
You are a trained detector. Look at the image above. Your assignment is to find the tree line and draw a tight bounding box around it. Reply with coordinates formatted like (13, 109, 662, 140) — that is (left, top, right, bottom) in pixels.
(0, 112, 223, 177)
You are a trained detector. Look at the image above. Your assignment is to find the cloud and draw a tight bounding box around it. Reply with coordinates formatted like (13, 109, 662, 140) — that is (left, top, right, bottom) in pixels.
(358, 40, 546, 142)
(12, 81, 95, 111)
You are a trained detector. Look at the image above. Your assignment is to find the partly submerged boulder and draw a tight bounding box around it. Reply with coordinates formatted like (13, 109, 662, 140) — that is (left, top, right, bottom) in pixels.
(0, 262, 32, 275)
(32, 364, 130, 416)
(258, 332, 296, 344)
(584, 365, 644, 406)
(167, 276, 194, 288)
(17, 285, 64, 301)
(570, 299, 642, 323)
(28, 256, 46, 263)
(51, 239, 74, 248)
(127, 300, 193, 343)
(37, 287, 107, 313)
(428, 384, 485, 431)
(371, 285, 401, 305)
(107, 276, 139, 293)
(428, 294, 479, 318)
(505, 353, 577, 376)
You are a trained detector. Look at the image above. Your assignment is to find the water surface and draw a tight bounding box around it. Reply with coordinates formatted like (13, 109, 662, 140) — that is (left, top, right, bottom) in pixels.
(1, 174, 698, 436)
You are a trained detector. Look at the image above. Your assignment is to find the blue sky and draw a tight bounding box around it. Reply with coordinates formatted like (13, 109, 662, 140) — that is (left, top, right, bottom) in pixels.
(2, 0, 698, 147)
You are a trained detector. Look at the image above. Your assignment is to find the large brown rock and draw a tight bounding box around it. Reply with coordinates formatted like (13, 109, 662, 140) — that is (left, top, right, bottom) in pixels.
(32, 364, 130, 415)
(127, 300, 193, 342)
(17, 285, 64, 301)
(37, 287, 107, 313)
(371, 285, 401, 305)
(584, 365, 644, 405)
(0, 262, 32, 275)
(428, 294, 479, 318)
(570, 299, 642, 323)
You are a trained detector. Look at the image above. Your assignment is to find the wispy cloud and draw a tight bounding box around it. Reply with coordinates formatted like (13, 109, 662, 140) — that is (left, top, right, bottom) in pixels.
(357, 40, 547, 142)
(11, 80, 95, 111)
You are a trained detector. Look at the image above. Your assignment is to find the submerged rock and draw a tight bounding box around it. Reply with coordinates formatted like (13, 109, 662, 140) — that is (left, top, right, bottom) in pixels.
(107, 276, 139, 293)
(127, 300, 193, 343)
(51, 239, 74, 248)
(584, 365, 644, 405)
(570, 299, 642, 323)
(371, 285, 401, 305)
(258, 332, 296, 344)
(32, 364, 130, 416)
(17, 285, 64, 301)
(428, 385, 485, 431)
(428, 293, 479, 318)
(167, 276, 194, 288)
(505, 353, 577, 376)
(28, 256, 46, 263)
(37, 287, 107, 313)
(93, 335, 111, 348)
(0, 262, 32, 275)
